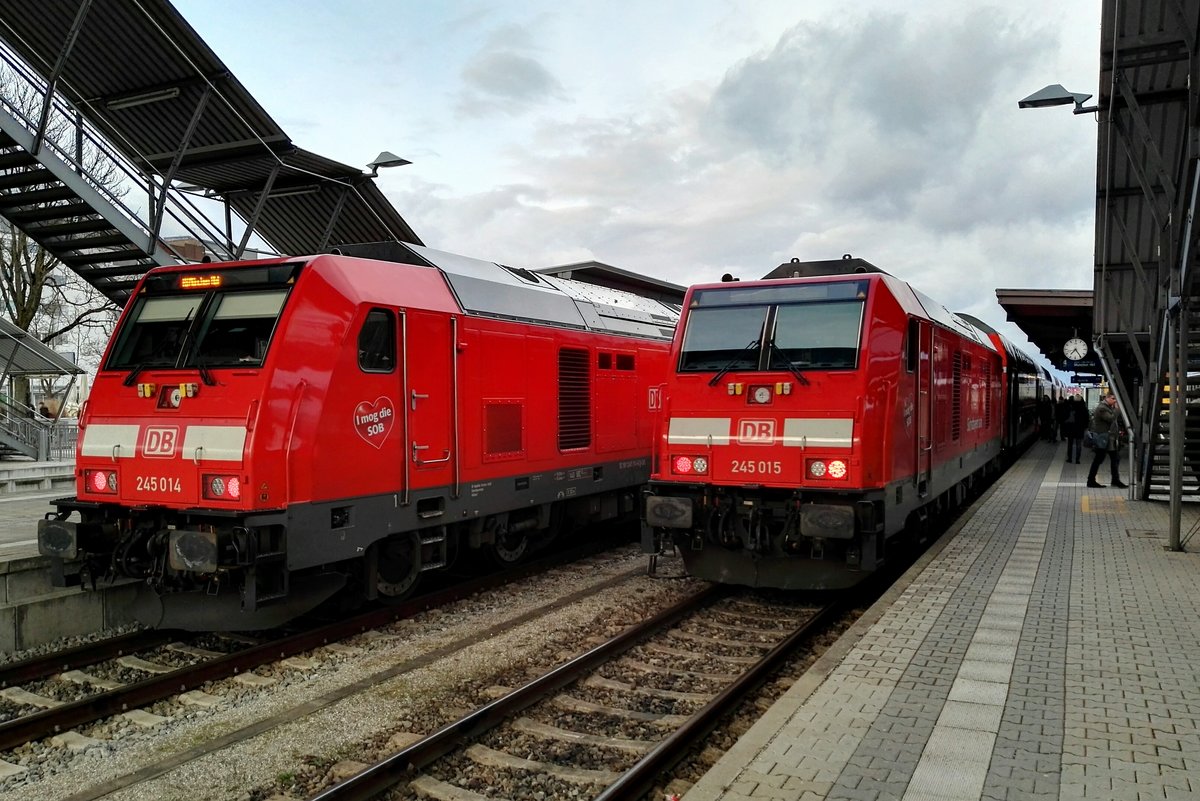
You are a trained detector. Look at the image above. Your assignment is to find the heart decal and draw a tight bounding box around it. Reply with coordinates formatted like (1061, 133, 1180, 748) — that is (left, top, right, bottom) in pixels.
(353, 397, 395, 448)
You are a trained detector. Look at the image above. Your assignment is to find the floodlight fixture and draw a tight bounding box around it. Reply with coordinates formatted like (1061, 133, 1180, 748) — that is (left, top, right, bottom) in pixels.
(366, 151, 412, 177)
(1018, 84, 1099, 115)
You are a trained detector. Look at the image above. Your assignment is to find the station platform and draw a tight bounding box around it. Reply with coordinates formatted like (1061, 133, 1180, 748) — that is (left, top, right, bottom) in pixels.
(685, 440, 1200, 801)
(0, 461, 136, 653)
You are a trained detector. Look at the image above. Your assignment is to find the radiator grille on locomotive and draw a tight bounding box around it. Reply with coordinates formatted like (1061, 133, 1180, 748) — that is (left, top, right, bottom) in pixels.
(557, 347, 592, 450)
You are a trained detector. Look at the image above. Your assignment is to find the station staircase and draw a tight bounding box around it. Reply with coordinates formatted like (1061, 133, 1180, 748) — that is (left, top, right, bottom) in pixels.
(0, 120, 180, 304)
(0, 395, 75, 461)
(0, 36, 223, 305)
(1144, 306, 1200, 500)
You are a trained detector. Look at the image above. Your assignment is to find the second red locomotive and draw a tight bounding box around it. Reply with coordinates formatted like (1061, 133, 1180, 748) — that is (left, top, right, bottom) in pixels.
(39, 243, 679, 629)
(642, 256, 1043, 590)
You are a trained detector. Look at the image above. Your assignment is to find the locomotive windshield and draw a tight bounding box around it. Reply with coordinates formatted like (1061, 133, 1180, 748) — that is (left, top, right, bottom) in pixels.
(106, 265, 297, 371)
(678, 280, 867, 373)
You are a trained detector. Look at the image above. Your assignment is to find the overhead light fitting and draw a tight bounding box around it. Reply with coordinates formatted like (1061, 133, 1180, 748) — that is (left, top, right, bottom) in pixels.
(106, 87, 181, 111)
(366, 150, 412, 177)
(1018, 84, 1099, 115)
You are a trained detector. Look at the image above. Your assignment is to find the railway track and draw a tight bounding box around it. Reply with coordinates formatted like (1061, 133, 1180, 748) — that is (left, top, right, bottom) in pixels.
(0, 536, 633, 757)
(304, 586, 848, 801)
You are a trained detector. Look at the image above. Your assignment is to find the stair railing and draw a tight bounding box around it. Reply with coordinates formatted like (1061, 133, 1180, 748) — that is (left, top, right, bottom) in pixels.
(0, 38, 240, 266)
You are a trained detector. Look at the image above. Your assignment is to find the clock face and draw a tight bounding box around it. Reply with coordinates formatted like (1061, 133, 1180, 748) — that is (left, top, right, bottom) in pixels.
(753, 386, 772, 404)
(1064, 338, 1088, 360)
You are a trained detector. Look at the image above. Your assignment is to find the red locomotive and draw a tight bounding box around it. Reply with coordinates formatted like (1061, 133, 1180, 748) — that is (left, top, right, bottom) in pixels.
(38, 243, 678, 629)
(642, 256, 1043, 590)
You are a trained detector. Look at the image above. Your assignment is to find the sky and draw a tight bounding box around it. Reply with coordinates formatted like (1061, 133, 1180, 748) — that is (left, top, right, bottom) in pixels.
(172, 0, 1101, 371)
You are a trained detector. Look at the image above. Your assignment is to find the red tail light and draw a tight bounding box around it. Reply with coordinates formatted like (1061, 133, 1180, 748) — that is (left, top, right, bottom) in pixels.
(203, 474, 242, 500)
(671, 455, 709, 475)
(807, 458, 849, 481)
(85, 469, 118, 494)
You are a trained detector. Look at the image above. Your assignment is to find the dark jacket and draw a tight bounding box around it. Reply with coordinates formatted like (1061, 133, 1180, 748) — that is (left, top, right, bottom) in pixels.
(1062, 398, 1087, 437)
(1089, 401, 1121, 451)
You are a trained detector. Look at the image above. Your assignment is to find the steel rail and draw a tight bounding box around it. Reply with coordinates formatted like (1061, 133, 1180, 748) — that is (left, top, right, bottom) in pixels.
(0, 534, 630, 754)
(0, 629, 176, 688)
(594, 597, 849, 801)
(307, 584, 727, 801)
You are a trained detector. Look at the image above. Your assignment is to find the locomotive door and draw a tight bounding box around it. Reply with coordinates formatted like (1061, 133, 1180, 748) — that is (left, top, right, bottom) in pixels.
(915, 319, 933, 497)
(402, 311, 459, 506)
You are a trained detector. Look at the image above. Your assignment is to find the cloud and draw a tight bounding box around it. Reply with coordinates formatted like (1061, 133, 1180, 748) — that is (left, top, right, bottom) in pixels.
(403, 7, 1093, 330)
(458, 25, 567, 116)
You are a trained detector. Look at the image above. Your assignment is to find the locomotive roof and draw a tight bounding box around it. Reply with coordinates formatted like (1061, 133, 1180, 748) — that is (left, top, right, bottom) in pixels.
(898, 281, 996, 352)
(957, 313, 1038, 369)
(330, 241, 678, 340)
(761, 256, 888, 279)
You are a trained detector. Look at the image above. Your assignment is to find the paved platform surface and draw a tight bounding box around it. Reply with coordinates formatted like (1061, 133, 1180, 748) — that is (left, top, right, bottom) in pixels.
(0, 460, 73, 558)
(685, 440, 1200, 801)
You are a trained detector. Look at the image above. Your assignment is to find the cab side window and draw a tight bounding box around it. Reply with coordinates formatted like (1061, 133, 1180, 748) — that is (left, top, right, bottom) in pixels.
(358, 309, 395, 372)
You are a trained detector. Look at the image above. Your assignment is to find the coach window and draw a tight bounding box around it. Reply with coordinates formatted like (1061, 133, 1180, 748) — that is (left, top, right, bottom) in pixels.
(358, 309, 396, 372)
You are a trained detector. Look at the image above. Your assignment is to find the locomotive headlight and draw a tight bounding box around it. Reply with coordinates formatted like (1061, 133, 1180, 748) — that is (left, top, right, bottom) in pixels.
(169, 529, 218, 572)
(808, 459, 827, 478)
(827, 459, 848, 479)
(692, 456, 709, 474)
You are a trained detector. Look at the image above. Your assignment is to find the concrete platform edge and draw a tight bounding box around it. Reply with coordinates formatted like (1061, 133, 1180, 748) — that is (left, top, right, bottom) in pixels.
(683, 479, 1002, 801)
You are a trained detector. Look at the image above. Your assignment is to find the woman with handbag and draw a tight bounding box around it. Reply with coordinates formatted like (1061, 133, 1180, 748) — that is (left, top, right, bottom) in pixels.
(1086, 393, 1127, 488)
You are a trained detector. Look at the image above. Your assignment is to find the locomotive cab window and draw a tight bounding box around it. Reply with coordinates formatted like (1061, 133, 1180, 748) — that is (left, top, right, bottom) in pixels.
(192, 290, 287, 367)
(358, 309, 396, 372)
(107, 283, 291, 371)
(108, 295, 204, 369)
(678, 280, 867, 374)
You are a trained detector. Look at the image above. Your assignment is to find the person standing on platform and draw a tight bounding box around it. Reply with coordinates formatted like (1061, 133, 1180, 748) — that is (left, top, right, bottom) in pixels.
(1086, 393, 1127, 489)
(1038, 396, 1055, 441)
(1062, 394, 1087, 464)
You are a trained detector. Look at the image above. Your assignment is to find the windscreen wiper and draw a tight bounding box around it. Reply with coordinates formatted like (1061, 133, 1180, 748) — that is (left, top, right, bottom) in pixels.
(767, 341, 810, 385)
(194, 358, 217, 387)
(177, 308, 216, 386)
(122, 362, 147, 387)
(708, 339, 760, 386)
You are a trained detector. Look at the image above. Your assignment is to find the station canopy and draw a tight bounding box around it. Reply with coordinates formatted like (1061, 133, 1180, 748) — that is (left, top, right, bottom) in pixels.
(996, 288, 1094, 375)
(0, 318, 83, 376)
(0, 0, 421, 255)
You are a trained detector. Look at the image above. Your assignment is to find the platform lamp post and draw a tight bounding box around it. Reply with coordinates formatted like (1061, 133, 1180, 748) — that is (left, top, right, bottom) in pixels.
(366, 151, 412, 177)
(1017, 83, 1100, 114)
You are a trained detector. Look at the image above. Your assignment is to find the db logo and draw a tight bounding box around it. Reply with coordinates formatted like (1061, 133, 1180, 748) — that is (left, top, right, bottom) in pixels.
(737, 419, 775, 445)
(143, 426, 180, 458)
(648, 386, 662, 411)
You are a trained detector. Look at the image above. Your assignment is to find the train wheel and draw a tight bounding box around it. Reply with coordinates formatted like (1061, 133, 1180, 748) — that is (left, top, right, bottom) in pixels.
(376, 533, 422, 599)
(486, 525, 529, 566)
